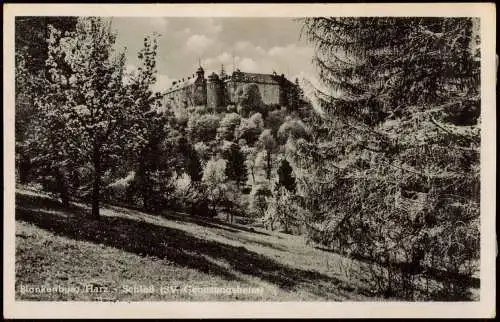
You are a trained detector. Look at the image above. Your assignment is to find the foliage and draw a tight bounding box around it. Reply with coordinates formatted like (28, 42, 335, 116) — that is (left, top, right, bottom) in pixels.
(187, 113, 221, 143)
(277, 158, 296, 193)
(265, 109, 287, 137)
(264, 187, 300, 232)
(235, 117, 263, 146)
(15, 18, 78, 188)
(236, 83, 265, 117)
(249, 112, 264, 129)
(221, 142, 248, 187)
(201, 158, 228, 213)
(249, 183, 272, 218)
(241, 145, 258, 185)
(257, 129, 278, 181)
(15, 17, 78, 75)
(277, 118, 310, 143)
(194, 141, 211, 162)
(40, 17, 131, 218)
(217, 112, 241, 141)
(300, 17, 480, 299)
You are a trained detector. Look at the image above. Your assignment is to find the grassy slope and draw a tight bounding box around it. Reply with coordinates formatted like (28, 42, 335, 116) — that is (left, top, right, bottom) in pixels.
(15, 188, 377, 301)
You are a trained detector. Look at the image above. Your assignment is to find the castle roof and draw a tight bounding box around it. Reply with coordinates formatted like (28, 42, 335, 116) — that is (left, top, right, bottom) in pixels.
(232, 72, 283, 85)
(165, 77, 197, 93)
(163, 69, 296, 95)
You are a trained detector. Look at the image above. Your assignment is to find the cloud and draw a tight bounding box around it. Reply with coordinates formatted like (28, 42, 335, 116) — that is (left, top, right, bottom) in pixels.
(146, 18, 168, 28)
(234, 41, 267, 57)
(201, 52, 233, 72)
(268, 44, 313, 58)
(152, 73, 173, 93)
(185, 34, 214, 53)
(235, 41, 251, 51)
(199, 18, 223, 34)
(238, 57, 258, 72)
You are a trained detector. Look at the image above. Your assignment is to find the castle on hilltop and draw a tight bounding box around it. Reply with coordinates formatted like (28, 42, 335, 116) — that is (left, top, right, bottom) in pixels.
(162, 64, 299, 110)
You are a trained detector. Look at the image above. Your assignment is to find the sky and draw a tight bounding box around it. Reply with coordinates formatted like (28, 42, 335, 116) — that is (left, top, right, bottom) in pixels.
(111, 17, 317, 92)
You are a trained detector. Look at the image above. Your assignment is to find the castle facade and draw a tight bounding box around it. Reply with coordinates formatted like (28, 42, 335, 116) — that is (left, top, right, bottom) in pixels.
(162, 65, 298, 110)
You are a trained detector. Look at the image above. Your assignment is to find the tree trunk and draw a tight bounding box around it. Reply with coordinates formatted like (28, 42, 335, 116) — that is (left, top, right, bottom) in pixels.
(266, 150, 271, 181)
(91, 146, 101, 220)
(18, 153, 32, 184)
(55, 169, 69, 208)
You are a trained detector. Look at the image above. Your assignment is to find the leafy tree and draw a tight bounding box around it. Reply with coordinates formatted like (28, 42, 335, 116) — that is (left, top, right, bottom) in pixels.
(194, 141, 210, 162)
(217, 112, 241, 141)
(15, 17, 78, 184)
(187, 113, 221, 143)
(277, 118, 309, 143)
(257, 129, 277, 181)
(201, 158, 228, 214)
(235, 117, 263, 146)
(15, 17, 78, 75)
(176, 137, 203, 182)
(236, 83, 265, 117)
(301, 17, 480, 299)
(249, 112, 264, 129)
(118, 34, 179, 211)
(264, 187, 299, 232)
(221, 182, 241, 223)
(265, 109, 287, 137)
(249, 184, 272, 218)
(221, 141, 247, 187)
(241, 145, 258, 185)
(44, 17, 129, 219)
(277, 158, 296, 193)
(254, 150, 269, 183)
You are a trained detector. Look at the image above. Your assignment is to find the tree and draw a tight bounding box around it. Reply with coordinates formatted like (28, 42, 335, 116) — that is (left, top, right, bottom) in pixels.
(201, 158, 228, 214)
(277, 118, 309, 143)
(15, 17, 78, 185)
(249, 184, 272, 218)
(176, 137, 203, 182)
(217, 112, 241, 141)
(235, 117, 263, 146)
(118, 33, 180, 212)
(277, 158, 296, 193)
(264, 187, 299, 232)
(257, 129, 277, 181)
(221, 141, 247, 187)
(15, 17, 78, 75)
(249, 112, 264, 129)
(194, 141, 210, 162)
(301, 17, 480, 299)
(221, 182, 241, 223)
(241, 145, 258, 185)
(236, 83, 265, 117)
(265, 109, 287, 137)
(44, 17, 129, 219)
(187, 113, 221, 143)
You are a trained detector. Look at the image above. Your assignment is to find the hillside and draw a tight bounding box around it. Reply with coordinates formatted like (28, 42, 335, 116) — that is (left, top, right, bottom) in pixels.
(15, 188, 378, 301)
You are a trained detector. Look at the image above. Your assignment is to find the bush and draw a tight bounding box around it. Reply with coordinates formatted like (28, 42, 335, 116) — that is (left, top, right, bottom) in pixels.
(187, 114, 221, 143)
(235, 118, 263, 146)
(235, 83, 265, 117)
(277, 118, 309, 143)
(217, 112, 241, 141)
(249, 183, 272, 218)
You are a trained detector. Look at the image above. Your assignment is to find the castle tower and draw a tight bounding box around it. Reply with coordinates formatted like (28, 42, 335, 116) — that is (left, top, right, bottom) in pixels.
(220, 64, 227, 80)
(207, 72, 222, 110)
(196, 65, 205, 80)
(193, 64, 207, 106)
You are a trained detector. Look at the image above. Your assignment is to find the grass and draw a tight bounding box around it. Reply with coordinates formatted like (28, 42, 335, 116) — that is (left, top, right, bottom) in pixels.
(15, 188, 379, 301)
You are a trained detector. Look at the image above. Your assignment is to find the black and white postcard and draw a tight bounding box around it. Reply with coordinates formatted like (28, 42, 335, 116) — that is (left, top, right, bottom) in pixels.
(3, 3, 496, 319)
